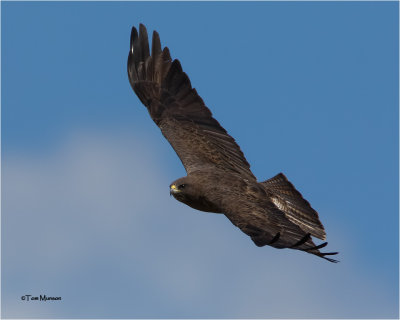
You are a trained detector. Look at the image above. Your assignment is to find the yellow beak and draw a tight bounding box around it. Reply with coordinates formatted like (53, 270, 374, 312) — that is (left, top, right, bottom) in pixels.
(170, 184, 179, 195)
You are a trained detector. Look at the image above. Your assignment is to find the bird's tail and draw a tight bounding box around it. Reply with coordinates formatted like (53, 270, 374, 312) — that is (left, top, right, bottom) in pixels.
(261, 173, 326, 240)
(261, 173, 339, 262)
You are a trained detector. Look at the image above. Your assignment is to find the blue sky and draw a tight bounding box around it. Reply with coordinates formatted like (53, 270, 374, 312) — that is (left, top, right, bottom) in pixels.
(2, 1, 399, 318)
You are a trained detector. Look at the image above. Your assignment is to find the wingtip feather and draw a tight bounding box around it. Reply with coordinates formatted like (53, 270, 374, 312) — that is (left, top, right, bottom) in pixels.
(138, 24, 150, 60)
(162, 47, 171, 61)
(171, 59, 182, 72)
(139, 23, 147, 35)
(152, 30, 162, 57)
(130, 27, 138, 53)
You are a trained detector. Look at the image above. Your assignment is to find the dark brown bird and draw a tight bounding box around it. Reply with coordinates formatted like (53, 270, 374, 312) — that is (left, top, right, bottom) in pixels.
(127, 24, 338, 262)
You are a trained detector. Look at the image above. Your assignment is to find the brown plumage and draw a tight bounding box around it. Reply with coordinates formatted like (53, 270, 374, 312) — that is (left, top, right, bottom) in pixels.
(127, 24, 338, 263)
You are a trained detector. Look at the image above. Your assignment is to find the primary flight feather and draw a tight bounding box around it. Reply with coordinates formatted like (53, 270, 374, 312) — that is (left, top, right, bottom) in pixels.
(127, 24, 338, 262)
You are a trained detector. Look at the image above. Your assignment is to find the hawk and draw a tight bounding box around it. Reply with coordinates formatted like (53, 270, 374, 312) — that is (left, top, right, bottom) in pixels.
(127, 24, 338, 262)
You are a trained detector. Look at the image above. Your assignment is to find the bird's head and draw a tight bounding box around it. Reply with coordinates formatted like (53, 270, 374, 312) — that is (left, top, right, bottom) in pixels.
(169, 177, 196, 202)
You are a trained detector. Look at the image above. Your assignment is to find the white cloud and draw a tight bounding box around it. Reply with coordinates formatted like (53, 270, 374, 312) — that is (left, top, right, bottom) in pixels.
(2, 128, 397, 318)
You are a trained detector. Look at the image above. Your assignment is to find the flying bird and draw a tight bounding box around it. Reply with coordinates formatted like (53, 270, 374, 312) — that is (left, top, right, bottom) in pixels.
(127, 24, 338, 262)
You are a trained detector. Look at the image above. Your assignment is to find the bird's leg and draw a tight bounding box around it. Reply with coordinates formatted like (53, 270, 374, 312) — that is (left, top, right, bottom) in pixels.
(290, 233, 311, 248)
(269, 232, 280, 245)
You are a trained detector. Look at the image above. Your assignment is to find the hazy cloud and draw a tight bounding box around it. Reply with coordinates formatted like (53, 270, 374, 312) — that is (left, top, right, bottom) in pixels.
(2, 129, 397, 318)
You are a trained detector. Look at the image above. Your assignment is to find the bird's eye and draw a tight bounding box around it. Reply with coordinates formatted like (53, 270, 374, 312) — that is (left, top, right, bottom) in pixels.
(178, 184, 186, 189)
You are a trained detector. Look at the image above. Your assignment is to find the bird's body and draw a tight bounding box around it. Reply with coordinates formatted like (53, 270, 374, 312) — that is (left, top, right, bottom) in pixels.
(127, 24, 338, 262)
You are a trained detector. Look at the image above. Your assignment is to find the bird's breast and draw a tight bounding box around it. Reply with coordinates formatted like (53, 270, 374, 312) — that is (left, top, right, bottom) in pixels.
(174, 193, 222, 213)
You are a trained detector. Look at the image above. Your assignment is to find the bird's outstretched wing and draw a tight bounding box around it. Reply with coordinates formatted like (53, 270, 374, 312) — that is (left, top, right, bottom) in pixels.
(127, 24, 255, 180)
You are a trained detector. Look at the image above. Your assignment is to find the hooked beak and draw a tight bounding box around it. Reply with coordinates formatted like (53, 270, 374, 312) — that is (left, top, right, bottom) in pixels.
(170, 184, 178, 196)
